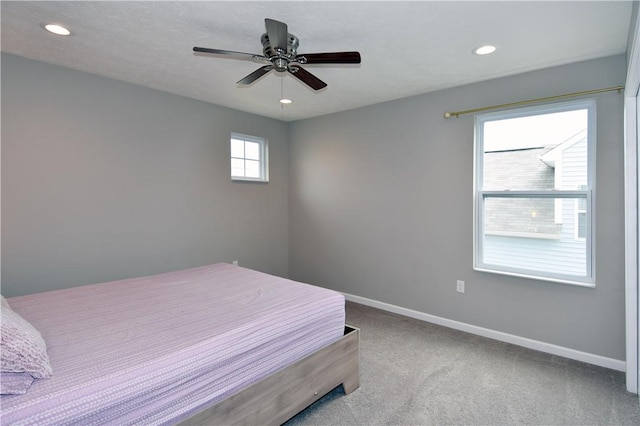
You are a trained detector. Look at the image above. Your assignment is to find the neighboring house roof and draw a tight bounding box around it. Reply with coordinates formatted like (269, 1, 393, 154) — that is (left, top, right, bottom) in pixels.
(539, 129, 587, 168)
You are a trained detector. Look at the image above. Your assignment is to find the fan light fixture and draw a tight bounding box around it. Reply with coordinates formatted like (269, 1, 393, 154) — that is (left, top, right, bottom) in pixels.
(44, 24, 71, 36)
(279, 98, 293, 104)
(473, 45, 497, 55)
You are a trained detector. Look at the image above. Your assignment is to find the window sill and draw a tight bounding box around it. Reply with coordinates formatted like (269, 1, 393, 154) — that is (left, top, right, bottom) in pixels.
(231, 177, 269, 183)
(474, 266, 595, 288)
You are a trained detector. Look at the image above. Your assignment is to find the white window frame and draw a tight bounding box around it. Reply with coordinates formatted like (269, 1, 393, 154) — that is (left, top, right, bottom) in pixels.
(473, 99, 596, 287)
(230, 132, 269, 182)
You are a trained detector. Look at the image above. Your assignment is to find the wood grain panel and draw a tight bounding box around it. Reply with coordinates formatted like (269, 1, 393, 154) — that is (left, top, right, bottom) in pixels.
(180, 326, 360, 426)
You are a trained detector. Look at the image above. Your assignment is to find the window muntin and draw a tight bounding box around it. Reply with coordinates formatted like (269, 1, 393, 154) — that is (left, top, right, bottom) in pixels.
(474, 100, 595, 286)
(230, 133, 268, 182)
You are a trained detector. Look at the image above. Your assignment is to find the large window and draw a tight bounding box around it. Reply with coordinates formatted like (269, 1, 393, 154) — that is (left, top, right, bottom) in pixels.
(474, 100, 595, 286)
(230, 133, 268, 182)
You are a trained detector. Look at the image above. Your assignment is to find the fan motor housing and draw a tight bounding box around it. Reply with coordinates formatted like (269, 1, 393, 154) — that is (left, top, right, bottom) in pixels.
(261, 33, 299, 68)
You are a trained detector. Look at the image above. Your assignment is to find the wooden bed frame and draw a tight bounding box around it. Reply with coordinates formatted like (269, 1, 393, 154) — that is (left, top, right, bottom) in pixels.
(179, 325, 360, 425)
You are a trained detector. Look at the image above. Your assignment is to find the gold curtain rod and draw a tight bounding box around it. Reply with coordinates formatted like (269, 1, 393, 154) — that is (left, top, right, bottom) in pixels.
(443, 85, 624, 119)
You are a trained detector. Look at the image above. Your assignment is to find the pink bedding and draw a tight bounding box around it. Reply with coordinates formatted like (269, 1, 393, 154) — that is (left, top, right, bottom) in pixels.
(0, 263, 345, 425)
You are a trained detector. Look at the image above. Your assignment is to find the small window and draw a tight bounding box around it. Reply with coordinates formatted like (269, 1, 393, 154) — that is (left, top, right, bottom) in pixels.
(230, 133, 268, 182)
(474, 100, 595, 286)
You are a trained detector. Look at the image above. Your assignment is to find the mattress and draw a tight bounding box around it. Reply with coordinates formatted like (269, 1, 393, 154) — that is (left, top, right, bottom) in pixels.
(1, 263, 345, 425)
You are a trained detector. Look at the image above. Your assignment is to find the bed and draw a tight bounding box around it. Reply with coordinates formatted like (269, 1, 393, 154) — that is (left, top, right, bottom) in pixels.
(0, 263, 360, 425)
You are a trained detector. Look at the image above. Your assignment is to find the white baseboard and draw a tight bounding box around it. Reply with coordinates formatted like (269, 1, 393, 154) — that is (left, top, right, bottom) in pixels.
(343, 292, 626, 372)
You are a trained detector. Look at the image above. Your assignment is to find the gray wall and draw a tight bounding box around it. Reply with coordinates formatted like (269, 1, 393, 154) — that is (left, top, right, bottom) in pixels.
(1, 52, 628, 360)
(289, 55, 627, 360)
(2, 53, 289, 297)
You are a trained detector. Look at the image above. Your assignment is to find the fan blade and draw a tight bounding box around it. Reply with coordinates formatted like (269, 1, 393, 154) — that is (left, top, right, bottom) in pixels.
(295, 52, 361, 64)
(237, 65, 273, 85)
(193, 47, 266, 61)
(265, 18, 288, 53)
(288, 66, 327, 91)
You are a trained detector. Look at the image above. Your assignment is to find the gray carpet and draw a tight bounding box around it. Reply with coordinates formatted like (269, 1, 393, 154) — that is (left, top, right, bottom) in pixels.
(285, 302, 640, 425)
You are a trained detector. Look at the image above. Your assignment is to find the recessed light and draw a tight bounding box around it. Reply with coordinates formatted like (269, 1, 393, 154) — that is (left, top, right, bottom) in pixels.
(43, 24, 71, 36)
(279, 98, 293, 104)
(473, 45, 497, 55)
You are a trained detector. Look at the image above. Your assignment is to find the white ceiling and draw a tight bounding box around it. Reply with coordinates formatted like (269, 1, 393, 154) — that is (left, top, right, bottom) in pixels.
(1, 1, 633, 122)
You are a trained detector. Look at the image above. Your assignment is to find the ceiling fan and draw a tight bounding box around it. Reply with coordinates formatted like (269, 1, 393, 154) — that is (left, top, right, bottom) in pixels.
(193, 18, 361, 91)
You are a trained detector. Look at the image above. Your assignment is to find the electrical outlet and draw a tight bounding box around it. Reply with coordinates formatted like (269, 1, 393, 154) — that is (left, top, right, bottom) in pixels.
(232, 260, 238, 266)
(456, 280, 465, 293)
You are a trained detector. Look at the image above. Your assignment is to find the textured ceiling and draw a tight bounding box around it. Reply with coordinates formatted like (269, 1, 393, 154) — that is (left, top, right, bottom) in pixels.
(0, 1, 633, 122)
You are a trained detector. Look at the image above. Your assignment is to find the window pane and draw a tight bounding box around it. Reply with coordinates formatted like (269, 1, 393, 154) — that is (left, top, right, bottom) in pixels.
(482, 196, 586, 277)
(231, 139, 245, 158)
(483, 109, 588, 191)
(231, 158, 245, 177)
(245, 142, 260, 160)
(484, 197, 561, 237)
(245, 159, 260, 178)
(230, 133, 267, 182)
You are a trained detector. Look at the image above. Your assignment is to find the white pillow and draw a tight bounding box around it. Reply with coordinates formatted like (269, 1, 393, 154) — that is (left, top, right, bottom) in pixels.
(1, 295, 53, 379)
